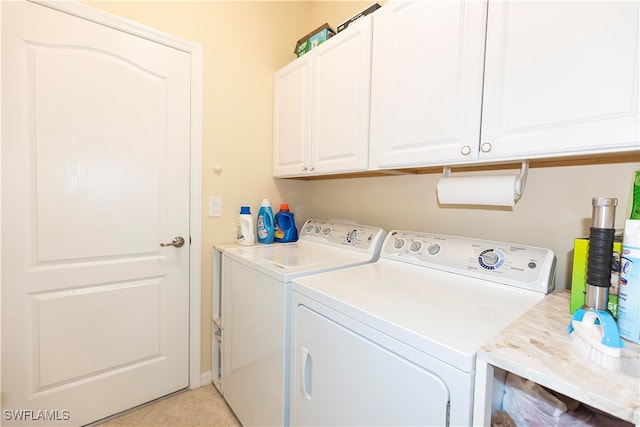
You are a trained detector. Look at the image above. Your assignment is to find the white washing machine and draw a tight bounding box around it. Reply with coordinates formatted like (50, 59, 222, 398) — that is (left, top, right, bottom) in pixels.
(221, 219, 386, 427)
(290, 230, 556, 426)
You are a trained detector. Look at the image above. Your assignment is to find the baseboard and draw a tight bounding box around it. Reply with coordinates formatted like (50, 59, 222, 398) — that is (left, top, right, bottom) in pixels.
(198, 370, 212, 387)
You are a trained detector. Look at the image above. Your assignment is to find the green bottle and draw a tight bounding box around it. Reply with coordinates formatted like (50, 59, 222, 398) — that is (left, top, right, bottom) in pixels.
(631, 171, 640, 220)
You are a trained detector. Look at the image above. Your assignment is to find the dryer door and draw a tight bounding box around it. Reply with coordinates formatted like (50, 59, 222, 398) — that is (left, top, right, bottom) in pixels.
(292, 304, 451, 426)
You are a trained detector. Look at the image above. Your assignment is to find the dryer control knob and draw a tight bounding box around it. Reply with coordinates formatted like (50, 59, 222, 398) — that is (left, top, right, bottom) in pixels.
(427, 243, 441, 255)
(481, 251, 499, 266)
(479, 249, 504, 270)
(409, 241, 422, 252)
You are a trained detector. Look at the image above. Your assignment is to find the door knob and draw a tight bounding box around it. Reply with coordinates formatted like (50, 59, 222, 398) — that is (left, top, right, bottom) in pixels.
(160, 236, 185, 248)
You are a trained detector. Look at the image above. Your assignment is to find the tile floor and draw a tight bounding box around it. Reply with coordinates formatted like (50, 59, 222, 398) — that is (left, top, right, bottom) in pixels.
(95, 385, 241, 427)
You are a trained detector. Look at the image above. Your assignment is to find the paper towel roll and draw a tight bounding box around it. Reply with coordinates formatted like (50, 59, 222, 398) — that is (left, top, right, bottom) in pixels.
(437, 175, 521, 206)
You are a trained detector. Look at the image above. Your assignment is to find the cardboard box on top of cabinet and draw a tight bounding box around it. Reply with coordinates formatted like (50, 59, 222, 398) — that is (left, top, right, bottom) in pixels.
(294, 23, 335, 57)
(570, 234, 623, 317)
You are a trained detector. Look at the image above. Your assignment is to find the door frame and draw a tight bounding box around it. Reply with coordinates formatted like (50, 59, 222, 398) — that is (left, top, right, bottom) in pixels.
(0, 0, 204, 389)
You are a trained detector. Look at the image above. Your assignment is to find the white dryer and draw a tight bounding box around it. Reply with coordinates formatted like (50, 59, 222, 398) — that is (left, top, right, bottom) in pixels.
(221, 219, 386, 427)
(290, 230, 556, 426)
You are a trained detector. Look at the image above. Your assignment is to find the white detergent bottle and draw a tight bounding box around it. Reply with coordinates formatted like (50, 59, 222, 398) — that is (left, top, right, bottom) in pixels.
(236, 206, 255, 246)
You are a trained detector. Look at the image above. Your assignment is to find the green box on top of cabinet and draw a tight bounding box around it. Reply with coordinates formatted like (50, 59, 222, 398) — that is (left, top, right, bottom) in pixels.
(294, 23, 335, 57)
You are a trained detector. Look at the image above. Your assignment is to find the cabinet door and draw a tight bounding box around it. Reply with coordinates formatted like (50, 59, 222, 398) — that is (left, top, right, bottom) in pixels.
(292, 304, 450, 426)
(481, 1, 639, 160)
(310, 15, 373, 174)
(371, 0, 487, 168)
(273, 54, 312, 177)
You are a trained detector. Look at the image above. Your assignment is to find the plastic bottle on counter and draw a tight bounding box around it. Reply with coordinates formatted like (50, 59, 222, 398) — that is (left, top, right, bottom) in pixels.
(256, 199, 275, 244)
(618, 219, 640, 343)
(274, 204, 298, 243)
(236, 206, 255, 246)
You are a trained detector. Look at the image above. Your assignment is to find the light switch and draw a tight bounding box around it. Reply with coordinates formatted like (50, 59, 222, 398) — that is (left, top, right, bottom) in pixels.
(209, 196, 222, 217)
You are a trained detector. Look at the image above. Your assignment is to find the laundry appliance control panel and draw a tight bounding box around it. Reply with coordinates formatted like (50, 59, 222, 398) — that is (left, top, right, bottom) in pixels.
(300, 219, 386, 254)
(382, 230, 556, 294)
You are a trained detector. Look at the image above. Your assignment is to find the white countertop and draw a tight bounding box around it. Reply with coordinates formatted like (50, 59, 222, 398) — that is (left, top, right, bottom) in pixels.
(477, 291, 640, 424)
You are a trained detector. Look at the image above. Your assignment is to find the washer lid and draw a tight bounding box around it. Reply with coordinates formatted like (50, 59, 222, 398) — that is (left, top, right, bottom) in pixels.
(291, 259, 545, 373)
(224, 242, 375, 282)
(223, 219, 387, 281)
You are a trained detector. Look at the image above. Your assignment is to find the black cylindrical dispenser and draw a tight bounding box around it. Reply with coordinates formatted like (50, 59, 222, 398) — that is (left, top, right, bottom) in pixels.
(584, 197, 617, 311)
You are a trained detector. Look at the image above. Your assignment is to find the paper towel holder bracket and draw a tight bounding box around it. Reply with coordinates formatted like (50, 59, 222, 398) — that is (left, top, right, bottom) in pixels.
(442, 160, 530, 200)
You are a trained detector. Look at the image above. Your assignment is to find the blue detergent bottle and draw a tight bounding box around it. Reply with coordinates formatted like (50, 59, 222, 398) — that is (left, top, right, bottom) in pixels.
(256, 199, 274, 244)
(274, 204, 298, 243)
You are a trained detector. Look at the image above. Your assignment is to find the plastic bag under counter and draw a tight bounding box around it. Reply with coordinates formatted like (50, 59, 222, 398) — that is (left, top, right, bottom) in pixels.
(473, 292, 640, 426)
(499, 372, 612, 426)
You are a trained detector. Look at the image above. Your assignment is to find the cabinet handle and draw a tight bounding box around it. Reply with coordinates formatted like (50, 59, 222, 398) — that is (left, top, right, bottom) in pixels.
(461, 145, 471, 156)
(308, 166, 315, 172)
(301, 165, 308, 172)
(300, 347, 312, 400)
(481, 142, 492, 153)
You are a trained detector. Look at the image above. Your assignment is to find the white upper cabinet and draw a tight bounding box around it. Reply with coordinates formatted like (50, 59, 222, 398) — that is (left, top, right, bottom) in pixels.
(370, 0, 487, 168)
(275, 1, 638, 177)
(480, 1, 639, 160)
(273, 54, 312, 177)
(273, 16, 373, 178)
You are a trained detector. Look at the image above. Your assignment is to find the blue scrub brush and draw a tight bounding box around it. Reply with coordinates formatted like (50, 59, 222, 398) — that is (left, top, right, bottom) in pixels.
(568, 309, 624, 372)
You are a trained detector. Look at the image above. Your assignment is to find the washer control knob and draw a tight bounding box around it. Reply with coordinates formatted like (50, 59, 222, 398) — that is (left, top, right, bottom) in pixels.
(304, 224, 314, 233)
(322, 227, 331, 236)
(314, 225, 322, 234)
(346, 229, 360, 244)
(409, 241, 422, 252)
(393, 238, 405, 250)
(427, 243, 441, 255)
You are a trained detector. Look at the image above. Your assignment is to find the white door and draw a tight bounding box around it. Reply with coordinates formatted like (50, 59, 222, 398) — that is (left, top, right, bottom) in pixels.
(370, 0, 486, 168)
(480, 1, 639, 160)
(2, 1, 192, 425)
